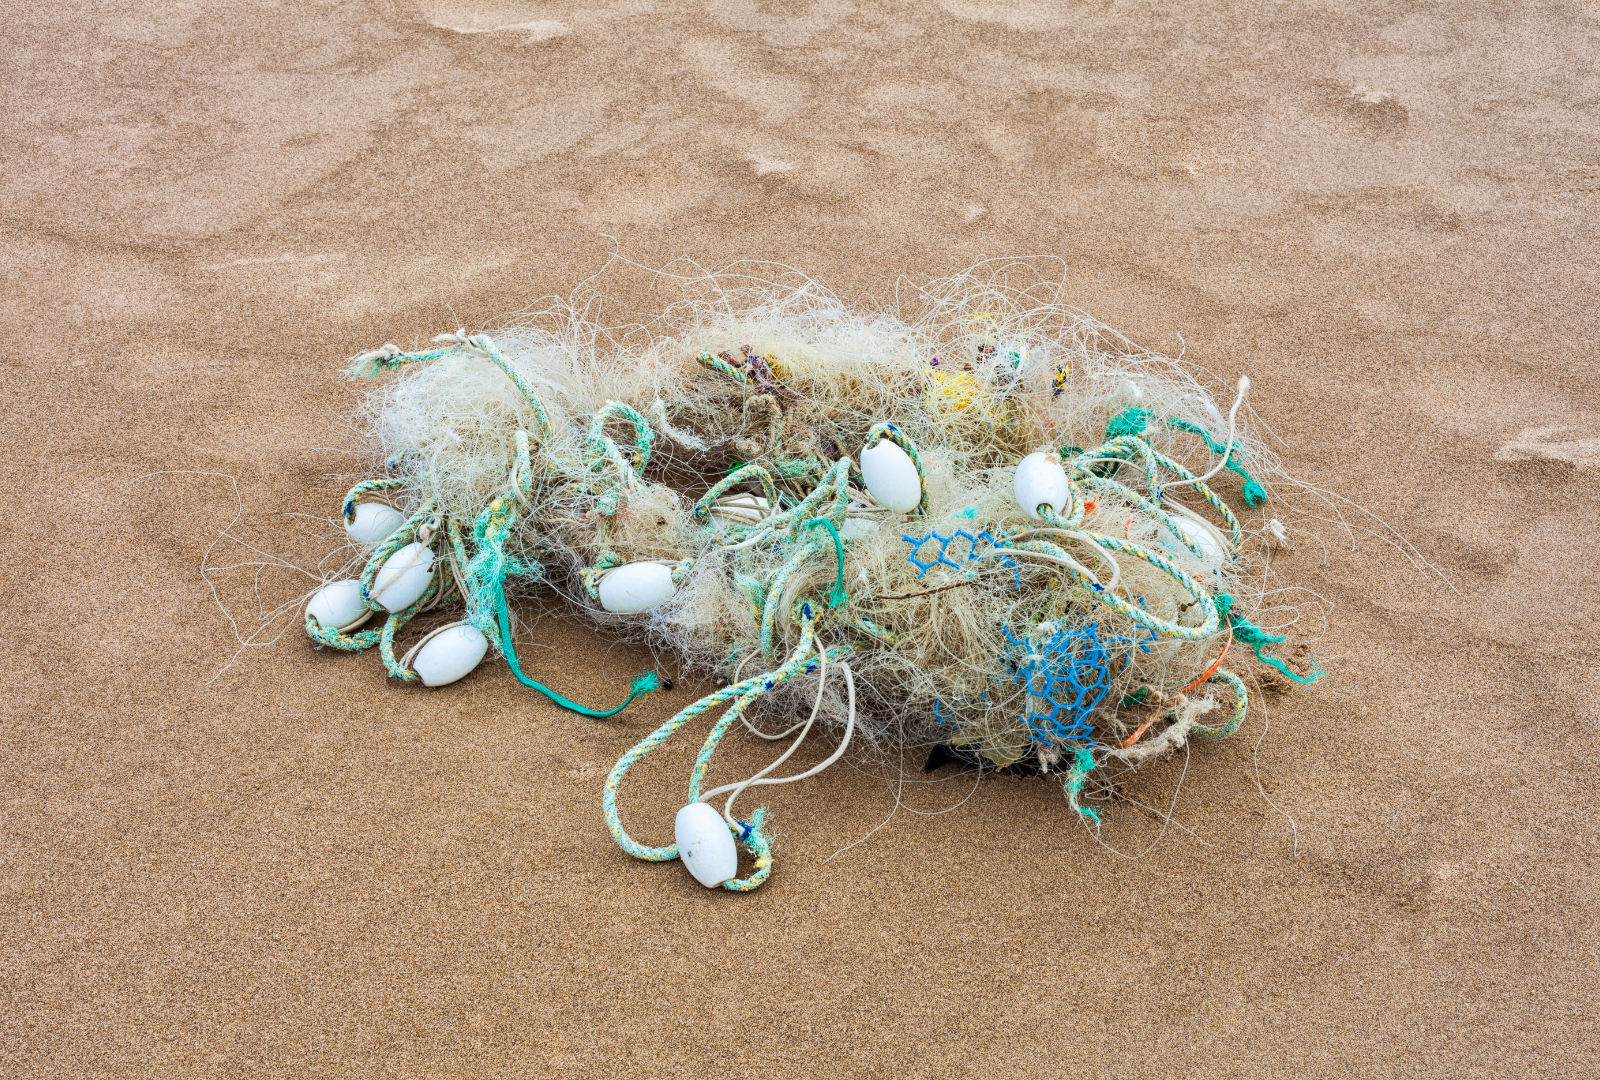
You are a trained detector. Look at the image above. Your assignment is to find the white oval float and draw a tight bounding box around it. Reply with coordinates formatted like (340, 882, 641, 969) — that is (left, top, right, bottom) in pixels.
(370, 542, 435, 612)
(412, 624, 489, 687)
(859, 437, 921, 514)
(675, 802, 738, 888)
(714, 494, 769, 524)
(598, 561, 676, 613)
(307, 580, 369, 629)
(1013, 451, 1071, 520)
(1163, 515, 1228, 565)
(345, 502, 406, 545)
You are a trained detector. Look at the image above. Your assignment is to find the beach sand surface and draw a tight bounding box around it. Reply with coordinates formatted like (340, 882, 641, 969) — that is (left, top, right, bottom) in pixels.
(2, 1, 1597, 1076)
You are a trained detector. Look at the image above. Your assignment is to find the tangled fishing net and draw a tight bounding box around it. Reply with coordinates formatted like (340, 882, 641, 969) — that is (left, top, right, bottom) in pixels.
(305, 263, 1323, 891)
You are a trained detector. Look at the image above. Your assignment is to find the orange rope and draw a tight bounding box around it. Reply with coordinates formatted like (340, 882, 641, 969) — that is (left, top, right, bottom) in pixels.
(1118, 716, 1157, 749)
(1119, 631, 1233, 749)
(1180, 630, 1233, 695)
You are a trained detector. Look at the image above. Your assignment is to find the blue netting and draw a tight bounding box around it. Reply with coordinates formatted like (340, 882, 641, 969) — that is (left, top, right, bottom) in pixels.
(903, 528, 1020, 586)
(1002, 623, 1114, 744)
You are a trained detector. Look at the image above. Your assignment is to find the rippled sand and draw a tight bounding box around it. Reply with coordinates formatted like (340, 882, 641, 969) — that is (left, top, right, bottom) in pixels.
(3, 2, 1596, 1075)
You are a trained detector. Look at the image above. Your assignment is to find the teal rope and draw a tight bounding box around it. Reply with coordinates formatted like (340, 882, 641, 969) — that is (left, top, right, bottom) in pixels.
(1215, 594, 1322, 683)
(693, 463, 781, 525)
(495, 581, 662, 716)
(1102, 406, 1267, 506)
(1062, 747, 1100, 823)
(803, 518, 848, 609)
(1165, 418, 1267, 506)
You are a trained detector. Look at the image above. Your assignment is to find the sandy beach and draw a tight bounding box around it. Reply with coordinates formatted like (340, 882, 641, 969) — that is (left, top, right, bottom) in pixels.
(3, 1, 1597, 1075)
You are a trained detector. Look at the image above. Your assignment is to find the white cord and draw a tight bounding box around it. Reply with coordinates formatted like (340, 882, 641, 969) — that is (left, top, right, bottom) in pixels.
(703, 649, 827, 820)
(1164, 375, 1250, 490)
(719, 527, 773, 552)
(702, 657, 858, 826)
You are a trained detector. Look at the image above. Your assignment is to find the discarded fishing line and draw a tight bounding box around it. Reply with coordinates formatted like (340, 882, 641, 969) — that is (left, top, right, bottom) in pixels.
(306, 263, 1324, 891)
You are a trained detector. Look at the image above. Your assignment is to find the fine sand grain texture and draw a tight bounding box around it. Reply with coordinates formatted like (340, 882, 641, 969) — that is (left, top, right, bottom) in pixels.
(3, 2, 1598, 1077)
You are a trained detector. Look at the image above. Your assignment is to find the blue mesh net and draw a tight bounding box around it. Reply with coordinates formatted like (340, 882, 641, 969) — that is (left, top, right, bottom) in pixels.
(1003, 623, 1115, 744)
(903, 528, 1020, 586)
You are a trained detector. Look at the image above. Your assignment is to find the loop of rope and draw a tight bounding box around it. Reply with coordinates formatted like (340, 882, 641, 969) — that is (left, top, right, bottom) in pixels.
(862, 422, 930, 516)
(341, 477, 406, 522)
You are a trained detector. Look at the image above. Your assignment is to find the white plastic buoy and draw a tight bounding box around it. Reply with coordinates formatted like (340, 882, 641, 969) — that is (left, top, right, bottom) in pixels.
(307, 580, 369, 630)
(1013, 451, 1071, 521)
(1163, 516, 1227, 565)
(860, 436, 921, 514)
(370, 542, 435, 612)
(345, 502, 406, 545)
(675, 802, 738, 888)
(714, 494, 769, 524)
(412, 624, 489, 687)
(598, 561, 676, 613)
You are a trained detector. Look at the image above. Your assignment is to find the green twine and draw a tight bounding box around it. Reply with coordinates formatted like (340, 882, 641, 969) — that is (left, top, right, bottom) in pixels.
(494, 582, 663, 716)
(1215, 593, 1322, 684)
(1102, 408, 1268, 506)
(1063, 746, 1100, 823)
(1105, 406, 1151, 440)
(1164, 418, 1267, 506)
(803, 517, 849, 608)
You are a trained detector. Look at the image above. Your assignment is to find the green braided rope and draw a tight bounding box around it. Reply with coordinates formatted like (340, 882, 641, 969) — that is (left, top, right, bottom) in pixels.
(304, 611, 382, 651)
(1191, 669, 1250, 738)
(1074, 430, 1159, 492)
(1003, 534, 1220, 641)
(471, 335, 554, 444)
(378, 566, 461, 681)
(722, 807, 775, 892)
(1071, 434, 1242, 553)
(767, 455, 825, 481)
(580, 551, 626, 601)
(780, 458, 851, 542)
(584, 401, 654, 517)
(306, 564, 449, 655)
(604, 618, 820, 862)
(358, 503, 438, 611)
(1138, 442, 1244, 549)
(1072, 474, 1214, 561)
(759, 538, 822, 659)
(693, 463, 781, 525)
(603, 609, 853, 890)
(587, 400, 654, 473)
(695, 351, 751, 384)
(863, 422, 930, 515)
(342, 477, 406, 522)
